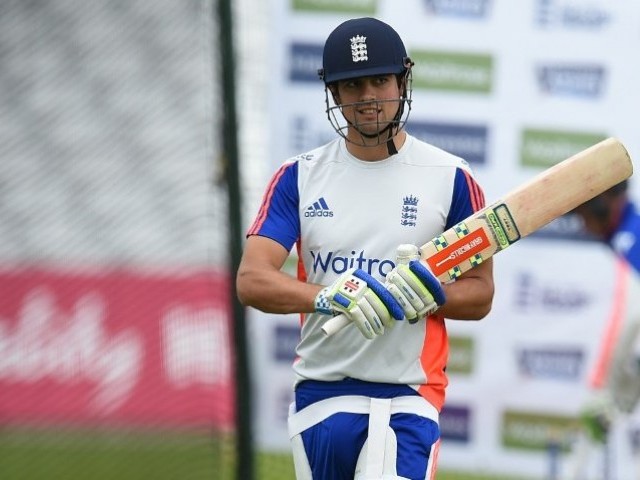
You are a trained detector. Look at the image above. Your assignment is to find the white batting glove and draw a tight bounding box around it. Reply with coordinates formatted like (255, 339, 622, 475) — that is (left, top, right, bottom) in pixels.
(314, 268, 404, 339)
(385, 245, 446, 323)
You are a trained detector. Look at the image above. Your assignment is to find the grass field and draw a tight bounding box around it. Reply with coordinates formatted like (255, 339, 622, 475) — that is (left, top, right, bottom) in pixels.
(0, 427, 536, 480)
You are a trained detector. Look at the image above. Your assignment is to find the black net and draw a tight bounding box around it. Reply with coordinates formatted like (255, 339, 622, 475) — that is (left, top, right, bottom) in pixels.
(0, 1, 234, 478)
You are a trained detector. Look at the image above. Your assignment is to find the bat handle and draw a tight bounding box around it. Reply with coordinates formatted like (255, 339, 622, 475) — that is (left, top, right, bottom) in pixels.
(321, 314, 350, 336)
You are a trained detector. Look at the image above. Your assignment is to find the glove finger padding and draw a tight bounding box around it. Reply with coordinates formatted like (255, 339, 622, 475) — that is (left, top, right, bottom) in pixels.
(362, 289, 395, 330)
(316, 268, 404, 339)
(385, 260, 446, 323)
(409, 260, 446, 305)
(386, 268, 422, 320)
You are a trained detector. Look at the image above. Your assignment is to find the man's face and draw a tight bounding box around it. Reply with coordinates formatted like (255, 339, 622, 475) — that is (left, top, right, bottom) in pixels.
(333, 74, 402, 141)
(574, 192, 627, 239)
(574, 207, 607, 238)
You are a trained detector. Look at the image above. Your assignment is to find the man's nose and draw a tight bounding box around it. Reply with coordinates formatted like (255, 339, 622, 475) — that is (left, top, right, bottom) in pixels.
(358, 80, 377, 101)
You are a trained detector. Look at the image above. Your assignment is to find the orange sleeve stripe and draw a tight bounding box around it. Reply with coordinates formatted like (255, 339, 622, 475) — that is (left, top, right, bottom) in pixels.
(589, 258, 630, 389)
(462, 169, 485, 212)
(247, 163, 290, 236)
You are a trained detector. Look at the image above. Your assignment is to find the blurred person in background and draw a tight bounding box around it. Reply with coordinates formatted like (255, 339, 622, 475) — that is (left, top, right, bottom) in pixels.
(236, 17, 494, 480)
(570, 180, 640, 478)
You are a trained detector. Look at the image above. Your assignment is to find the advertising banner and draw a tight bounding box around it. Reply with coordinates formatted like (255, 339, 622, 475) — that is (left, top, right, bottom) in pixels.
(0, 268, 234, 429)
(250, 1, 640, 477)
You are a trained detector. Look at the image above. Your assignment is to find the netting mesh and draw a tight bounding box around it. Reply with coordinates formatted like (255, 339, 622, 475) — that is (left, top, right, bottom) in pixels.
(0, 0, 224, 267)
(0, 0, 235, 478)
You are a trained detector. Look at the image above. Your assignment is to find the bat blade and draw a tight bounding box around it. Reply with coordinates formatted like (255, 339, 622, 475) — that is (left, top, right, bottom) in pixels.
(322, 137, 633, 336)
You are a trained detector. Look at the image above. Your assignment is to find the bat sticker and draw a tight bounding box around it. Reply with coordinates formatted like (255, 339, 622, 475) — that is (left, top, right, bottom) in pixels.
(492, 203, 520, 244)
(427, 227, 491, 277)
(485, 203, 520, 249)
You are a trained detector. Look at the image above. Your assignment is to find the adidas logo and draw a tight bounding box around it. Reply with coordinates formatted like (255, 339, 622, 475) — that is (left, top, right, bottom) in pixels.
(304, 197, 334, 218)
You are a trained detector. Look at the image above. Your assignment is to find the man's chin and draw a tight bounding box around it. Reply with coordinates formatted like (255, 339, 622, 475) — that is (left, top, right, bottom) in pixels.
(355, 126, 388, 138)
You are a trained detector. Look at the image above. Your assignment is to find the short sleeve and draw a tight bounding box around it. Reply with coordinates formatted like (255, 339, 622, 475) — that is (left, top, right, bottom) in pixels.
(445, 167, 485, 229)
(247, 161, 300, 251)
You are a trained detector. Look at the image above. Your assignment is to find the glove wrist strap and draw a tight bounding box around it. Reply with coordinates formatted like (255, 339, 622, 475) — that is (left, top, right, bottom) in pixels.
(314, 287, 334, 315)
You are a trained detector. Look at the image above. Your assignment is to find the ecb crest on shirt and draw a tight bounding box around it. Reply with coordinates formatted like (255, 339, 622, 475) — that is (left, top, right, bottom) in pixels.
(401, 195, 419, 227)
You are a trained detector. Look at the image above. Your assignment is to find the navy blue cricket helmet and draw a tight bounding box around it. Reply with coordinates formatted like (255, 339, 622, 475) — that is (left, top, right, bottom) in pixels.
(318, 17, 411, 84)
(318, 17, 414, 150)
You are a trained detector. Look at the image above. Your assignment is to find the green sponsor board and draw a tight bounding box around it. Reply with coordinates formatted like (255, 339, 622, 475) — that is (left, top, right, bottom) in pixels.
(410, 50, 493, 93)
(447, 336, 474, 375)
(521, 129, 608, 168)
(502, 411, 580, 451)
(292, 0, 377, 14)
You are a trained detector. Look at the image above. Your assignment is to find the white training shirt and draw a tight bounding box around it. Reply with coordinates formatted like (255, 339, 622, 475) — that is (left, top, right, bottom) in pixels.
(247, 134, 485, 410)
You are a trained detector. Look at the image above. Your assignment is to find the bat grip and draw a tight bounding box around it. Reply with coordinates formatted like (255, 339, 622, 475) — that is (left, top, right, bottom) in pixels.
(321, 314, 350, 336)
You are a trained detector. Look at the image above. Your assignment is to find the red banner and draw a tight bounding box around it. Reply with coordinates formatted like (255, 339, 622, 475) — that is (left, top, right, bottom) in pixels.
(0, 267, 234, 429)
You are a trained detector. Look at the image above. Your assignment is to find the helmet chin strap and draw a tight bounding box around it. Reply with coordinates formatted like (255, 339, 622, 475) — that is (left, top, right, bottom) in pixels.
(350, 122, 399, 156)
(351, 101, 403, 156)
(386, 131, 398, 156)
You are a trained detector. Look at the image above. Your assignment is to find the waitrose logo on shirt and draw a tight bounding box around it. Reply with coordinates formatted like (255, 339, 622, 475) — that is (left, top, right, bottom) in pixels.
(411, 50, 493, 93)
(292, 0, 377, 13)
(310, 249, 395, 278)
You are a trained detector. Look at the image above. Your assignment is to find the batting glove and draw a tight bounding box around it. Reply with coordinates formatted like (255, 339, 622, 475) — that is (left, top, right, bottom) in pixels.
(385, 247, 446, 323)
(314, 268, 404, 339)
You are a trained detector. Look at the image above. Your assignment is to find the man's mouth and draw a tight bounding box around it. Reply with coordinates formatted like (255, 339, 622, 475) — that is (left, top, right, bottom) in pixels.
(357, 106, 381, 119)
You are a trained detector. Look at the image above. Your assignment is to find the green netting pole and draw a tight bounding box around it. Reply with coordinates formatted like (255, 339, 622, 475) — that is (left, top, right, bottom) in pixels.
(216, 1, 254, 479)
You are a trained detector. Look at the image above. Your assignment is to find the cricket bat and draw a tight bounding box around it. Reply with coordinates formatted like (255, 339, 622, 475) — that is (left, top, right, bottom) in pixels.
(322, 137, 633, 337)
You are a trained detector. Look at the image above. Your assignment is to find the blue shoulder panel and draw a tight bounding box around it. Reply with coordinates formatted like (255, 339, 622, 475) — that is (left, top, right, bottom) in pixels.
(445, 168, 482, 230)
(250, 161, 300, 251)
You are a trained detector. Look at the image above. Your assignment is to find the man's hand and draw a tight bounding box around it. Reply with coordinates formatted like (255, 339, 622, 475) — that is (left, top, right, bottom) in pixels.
(385, 246, 446, 323)
(315, 268, 404, 339)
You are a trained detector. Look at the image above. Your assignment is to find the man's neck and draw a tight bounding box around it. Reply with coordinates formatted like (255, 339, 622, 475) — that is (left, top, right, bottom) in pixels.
(345, 131, 407, 162)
